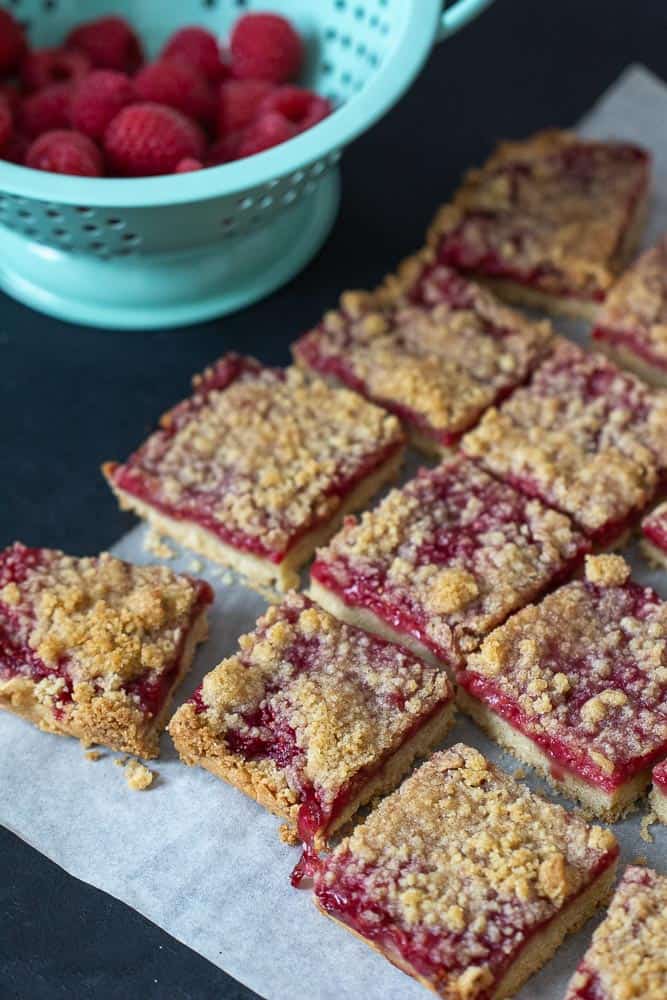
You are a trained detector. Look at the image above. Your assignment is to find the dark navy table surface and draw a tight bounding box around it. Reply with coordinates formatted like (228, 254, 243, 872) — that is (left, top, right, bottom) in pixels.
(2, 0, 665, 996)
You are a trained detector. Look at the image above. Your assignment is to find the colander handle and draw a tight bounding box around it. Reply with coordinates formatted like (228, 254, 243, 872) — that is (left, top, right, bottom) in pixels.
(438, 0, 495, 41)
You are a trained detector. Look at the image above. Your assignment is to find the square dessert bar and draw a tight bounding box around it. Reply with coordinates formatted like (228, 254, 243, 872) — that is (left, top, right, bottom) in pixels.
(169, 592, 455, 851)
(314, 744, 619, 1000)
(641, 500, 667, 568)
(564, 866, 667, 1000)
(458, 555, 667, 820)
(592, 236, 667, 388)
(292, 252, 552, 455)
(310, 455, 589, 676)
(462, 337, 667, 547)
(428, 129, 650, 319)
(0, 542, 213, 758)
(651, 759, 667, 825)
(104, 354, 405, 591)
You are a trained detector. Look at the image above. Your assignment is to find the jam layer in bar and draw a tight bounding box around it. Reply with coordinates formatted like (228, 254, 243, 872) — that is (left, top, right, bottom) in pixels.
(592, 236, 667, 388)
(641, 500, 667, 569)
(310, 455, 588, 676)
(0, 542, 213, 758)
(458, 555, 667, 820)
(650, 759, 667, 825)
(104, 354, 405, 592)
(565, 865, 667, 1000)
(169, 592, 455, 851)
(315, 744, 618, 1000)
(292, 252, 552, 455)
(428, 129, 650, 319)
(462, 337, 667, 546)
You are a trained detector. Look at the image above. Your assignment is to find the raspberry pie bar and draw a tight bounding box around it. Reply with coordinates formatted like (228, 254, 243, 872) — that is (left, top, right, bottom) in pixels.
(428, 130, 650, 319)
(458, 555, 667, 819)
(0, 542, 212, 757)
(564, 866, 667, 1000)
(292, 253, 552, 455)
(169, 592, 455, 853)
(650, 759, 667, 825)
(314, 744, 618, 1000)
(104, 354, 405, 591)
(592, 237, 667, 387)
(641, 500, 667, 568)
(462, 337, 667, 547)
(310, 456, 588, 676)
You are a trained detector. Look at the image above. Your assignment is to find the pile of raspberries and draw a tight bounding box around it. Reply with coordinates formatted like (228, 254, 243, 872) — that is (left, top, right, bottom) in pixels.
(0, 10, 332, 177)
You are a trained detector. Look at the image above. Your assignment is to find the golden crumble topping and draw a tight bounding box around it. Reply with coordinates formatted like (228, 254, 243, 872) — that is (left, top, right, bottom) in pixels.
(312, 456, 587, 667)
(585, 554, 631, 587)
(462, 337, 667, 538)
(124, 759, 154, 790)
(316, 745, 617, 996)
(565, 866, 667, 1000)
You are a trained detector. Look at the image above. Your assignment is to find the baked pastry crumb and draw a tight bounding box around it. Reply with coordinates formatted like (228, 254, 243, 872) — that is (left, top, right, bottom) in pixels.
(143, 529, 175, 560)
(85, 750, 101, 762)
(124, 759, 154, 790)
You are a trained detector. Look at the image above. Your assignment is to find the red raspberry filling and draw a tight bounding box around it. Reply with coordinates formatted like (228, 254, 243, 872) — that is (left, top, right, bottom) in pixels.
(654, 759, 667, 793)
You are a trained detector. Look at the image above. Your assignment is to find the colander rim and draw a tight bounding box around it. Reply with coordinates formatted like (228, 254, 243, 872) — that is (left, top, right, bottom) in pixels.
(0, 1, 443, 208)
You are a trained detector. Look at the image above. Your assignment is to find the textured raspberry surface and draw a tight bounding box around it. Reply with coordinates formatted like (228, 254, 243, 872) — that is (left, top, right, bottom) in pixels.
(260, 86, 332, 131)
(230, 13, 303, 84)
(19, 83, 72, 138)
(0, 9, 27, 76)
(162, 27, 227, 82)
(26, 129, 103, 176)
(238, 111, 296, 158)
(217, 79, 272, 134)
(175, 157, 203, 173)
(66, 16, 143, 73)
(104, 102, 205, 177)
(70, 70, 136, 140)
(1, 130, 29, 164)
(21, 48, 91, 92)
(135, 58, 215, 125)
(206, 131, 243, 166)
(0, 96, 13, 152)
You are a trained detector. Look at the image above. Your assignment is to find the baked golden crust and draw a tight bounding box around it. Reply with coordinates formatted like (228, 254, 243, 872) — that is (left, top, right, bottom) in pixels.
(564, 866, 667, 1000)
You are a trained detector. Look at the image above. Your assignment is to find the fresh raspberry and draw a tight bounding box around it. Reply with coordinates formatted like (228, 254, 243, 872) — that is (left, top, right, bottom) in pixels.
(135, 59, 215, 126)
(0, 96, 13, 153)
(66, 16, 143, 73)
(70, 70, 136, 141)
(19, 83, 72, 138)
(206, 130, 243, 166)
(237, 111, 296, 158)
(26, 129, 103, 176)
(162, 27, 227, 82)
(217, 79, 272, 134)
(1, 130, 29, 164)
(259, 86, 332, 132)
(104, 103, 205, 177)
(0, 9, 27, 77)
(230, 13, 303, 84)
(21, 48, 91, 92)
(0, 83, 20, 117)
(175, 157, 203, 173)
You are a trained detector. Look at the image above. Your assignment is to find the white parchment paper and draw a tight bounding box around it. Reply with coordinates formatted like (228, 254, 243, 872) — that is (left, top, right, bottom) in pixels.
(2, 65, 667, 1000)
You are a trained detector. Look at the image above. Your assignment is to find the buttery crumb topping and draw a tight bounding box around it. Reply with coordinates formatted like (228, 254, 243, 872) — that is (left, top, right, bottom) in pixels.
(565, 866, 667, 1000)
(124, 759, 154, 790)
(428, 129, 650, 300)
(108, 355, 404, 558)
(585, 554, 631, 587)
(316, 744, 617, 996)
(462, 337, 667, 537)
(312, 456, 587, 666)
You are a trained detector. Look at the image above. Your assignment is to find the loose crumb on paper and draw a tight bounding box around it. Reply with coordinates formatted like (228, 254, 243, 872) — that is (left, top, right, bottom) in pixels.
(144, 529, 175, 560)
(124, 760, 154, 791)
(85, 750, 101, 762)
(513, 767, 526, 780)
(114, 756, 128, 768)
(640, 811, 657, 843)
(279, 823, 300, 846)
(188, 559, 203, 574)
(632, 854, 648, 866)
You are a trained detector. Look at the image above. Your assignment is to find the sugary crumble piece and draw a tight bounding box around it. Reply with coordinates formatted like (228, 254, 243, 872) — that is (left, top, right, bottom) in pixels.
(462, 337, 667, 545)
(315, 744, 618, 999)
(311, 455, 589, 674)
(585, 553, 631, 587)
(459, 566, 667, 819)
(292, 253, 552, 454)
(641, 500, 667, 569)
(0, 542, 212, 757)
(143, 529, 175, 560)
(169, 592, 455, 855)
(124, 759, 154, 790)
(104, 354, 405, 591)
(564, 866, 667, 1000)
(651, 758, 667, 825)
(428, 129, 650, 318)
(85, 750, 101, 761)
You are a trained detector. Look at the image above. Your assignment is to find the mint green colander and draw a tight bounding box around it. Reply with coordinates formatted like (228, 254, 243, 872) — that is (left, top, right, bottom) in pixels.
(0, 0, 493, 330)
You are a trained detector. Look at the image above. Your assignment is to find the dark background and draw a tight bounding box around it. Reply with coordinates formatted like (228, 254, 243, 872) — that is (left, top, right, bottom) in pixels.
(1, 0, 664, 996)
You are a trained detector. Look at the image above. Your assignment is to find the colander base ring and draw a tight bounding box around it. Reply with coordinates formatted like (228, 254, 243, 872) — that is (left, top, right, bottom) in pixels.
(0, 171, 340, 331)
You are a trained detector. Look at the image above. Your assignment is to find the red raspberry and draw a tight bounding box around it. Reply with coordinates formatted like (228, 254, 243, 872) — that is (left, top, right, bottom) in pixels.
(259, 86, 332, 132)
(237, 111, 296, 159)
(206, 130, 243, 166)
(66, 16, 143, 74)
(135, 59, 215, 126)
(21, 48, 91, 92)
(0, 9, 27, 76)
(19, 83, 72, 138)
(70, 70, 136, 141)
(104, 103, 205, 177)
(162, 27, 227, 82)
(0, 83, 20, 117)
(0, 96, 13, 153)
(1, 130, 29, 164)
(175, 157, 203, 173)
(217, 79, 272, 134)
(26, 129, 103, 176)
(230, 13, 303, 84)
